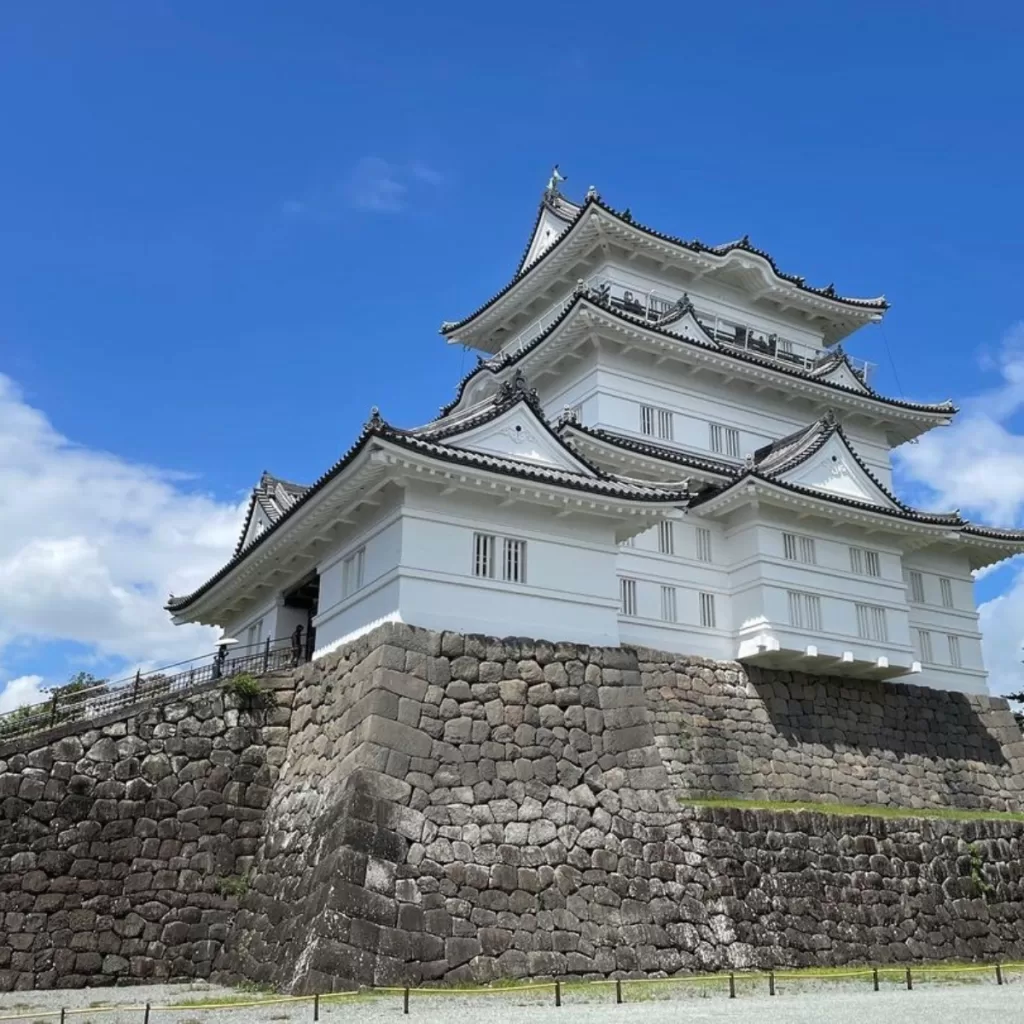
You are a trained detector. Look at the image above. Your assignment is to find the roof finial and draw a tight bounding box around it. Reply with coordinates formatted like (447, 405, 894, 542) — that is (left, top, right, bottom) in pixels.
(585, 184, 599, 202)
(546, 165, 567, 195)
(558, 404, 581, 426)
(365, 406, 384, 431)
(495, 369, 540, 409)
(822, 408, 838, 428)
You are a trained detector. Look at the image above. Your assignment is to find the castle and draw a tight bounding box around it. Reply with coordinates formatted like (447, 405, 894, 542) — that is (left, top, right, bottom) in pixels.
(168, 173, 1024, 695)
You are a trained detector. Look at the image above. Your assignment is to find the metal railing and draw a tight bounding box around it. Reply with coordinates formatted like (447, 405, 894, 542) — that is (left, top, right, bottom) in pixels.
(497, 274, 874, 384)
(0, 636, 306, 745)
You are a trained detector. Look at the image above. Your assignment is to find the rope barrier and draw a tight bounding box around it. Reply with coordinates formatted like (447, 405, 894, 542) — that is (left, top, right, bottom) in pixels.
(0, 963, 1018, 1021)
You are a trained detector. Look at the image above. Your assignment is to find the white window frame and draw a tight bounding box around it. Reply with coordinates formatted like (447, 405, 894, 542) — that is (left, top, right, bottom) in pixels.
(699, 592, 716, 629)
(940, 577, 954, 609)
(657, 521, 675, 555)
(907, 570, 925, 604)
(246, 619, 263, 649)
(695, 527, 713, 564)
(342, 546, 366, 598)
(660, 585, 677, 623)
(474, 532, 527, 584)
(620, 578, 638, 617)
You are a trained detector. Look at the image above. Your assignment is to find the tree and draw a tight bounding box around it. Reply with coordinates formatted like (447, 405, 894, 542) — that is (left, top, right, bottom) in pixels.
(1005, 690, 1024, 729)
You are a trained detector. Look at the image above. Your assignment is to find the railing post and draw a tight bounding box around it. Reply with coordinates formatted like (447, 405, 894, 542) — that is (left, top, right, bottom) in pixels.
(996, 964, 1003, 986)
(615, 979, 622, 1004)
(403, 986, 409, 1015)
(873, 967, 879, 991)
(49, 693, 59, 728)
(554, 980, 561, 1007)
(729, 972, 735, 999)
(60, 1010, 66, 1024)
(769, 970, 775, 996)
(314, 992, 320, 1020)
(144, 1003, 151, 1024)
(905, 967, 912, 991)
(263, 637, 271, 674)
(132, 668, 141, 703)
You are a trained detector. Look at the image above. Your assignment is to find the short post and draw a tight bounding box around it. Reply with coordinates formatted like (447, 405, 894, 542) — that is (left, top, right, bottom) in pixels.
(873, 967, 879, 992)
(996, 964, 1003, 986)
(60, 1011, 66, 1024)
(555, 980, 561, 1007)
(905, 967, 912, 991)
(49, 693, 59, 727)
(769, 970, 775, 996)
(263, 636, 271, 673)
(132, 668, 141, 702)
(403, 986, 409, 1015)
(729, 972, 736, 999)
(144, 1003, 151, 1024)
(314, 992, 320, 1020)
(615, 979, 622, 1005)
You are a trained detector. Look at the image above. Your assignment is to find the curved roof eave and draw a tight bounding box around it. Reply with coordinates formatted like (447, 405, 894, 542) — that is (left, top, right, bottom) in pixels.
(442, 195, 889, 339)
(439, 293, 956, 423)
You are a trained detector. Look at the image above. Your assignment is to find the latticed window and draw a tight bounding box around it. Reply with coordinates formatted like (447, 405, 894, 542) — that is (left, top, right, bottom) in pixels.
(657, 408, 673, 440)
(620, 578, 638, 616)
(660, 586, 677, 623)
(940, 577, 954, 608)
(699, 592, 716, 628)
(709, 423, 740, 457)
(695, 527, 713, 563)
(788, 591, 822, 631)
(856, 603, 888, 642)
(907, 570, 925, 603)
(658, 521, 675, 555)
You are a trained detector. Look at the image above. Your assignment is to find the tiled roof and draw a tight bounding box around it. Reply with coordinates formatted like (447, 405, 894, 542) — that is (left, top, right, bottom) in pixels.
(233, 472, 309, 558)
(168, 393, 688, 613)
(438, 292, 955, 421)
(559, 423, 738, 480)
(443, 193, 888, 337)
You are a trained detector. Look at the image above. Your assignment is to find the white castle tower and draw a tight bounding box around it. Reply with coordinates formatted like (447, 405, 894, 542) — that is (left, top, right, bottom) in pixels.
(169, 173, 1024, 695)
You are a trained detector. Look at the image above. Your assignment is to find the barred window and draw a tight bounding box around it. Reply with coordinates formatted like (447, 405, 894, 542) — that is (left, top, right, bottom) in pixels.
(709, 423, 740, 457)
(699, 592, 716, 628)
(473, 533, 495, 578)
(695, 527, 713, 563)
(503, 538, 526, 583)
(948, 634, 962, 668)
(640, 405, 655, 436)
(783, 532, 817, 565)
(658, 521, 675, 555)
(342, 546, 366, 597)
(787, 591, 822, 632)
(907, 570, 925, 604)
(657, 408, 673, 440)
(660, 586, 677, 623)
(915, 628, 934, 663)
(855, 603, 888, 642)
(940, 577, 954, 608)
(850, 547, 880, 577)
(620, 578, 638, 617)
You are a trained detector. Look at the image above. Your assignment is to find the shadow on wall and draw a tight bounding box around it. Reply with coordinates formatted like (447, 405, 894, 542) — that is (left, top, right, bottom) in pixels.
(747, 671, 1008, 767)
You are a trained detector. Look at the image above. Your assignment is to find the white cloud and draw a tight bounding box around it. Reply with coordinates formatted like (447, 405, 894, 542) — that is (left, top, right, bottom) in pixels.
(895, 323, 1024, 696)
(0, 675, 46, 714)
(344, 157, 408, 213)
(0, 374, 245, 707)
(895, 322, 1024, 521)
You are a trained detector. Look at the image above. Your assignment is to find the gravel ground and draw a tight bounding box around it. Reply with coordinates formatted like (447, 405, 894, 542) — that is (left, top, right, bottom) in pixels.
(0, 977, 1020, 1024)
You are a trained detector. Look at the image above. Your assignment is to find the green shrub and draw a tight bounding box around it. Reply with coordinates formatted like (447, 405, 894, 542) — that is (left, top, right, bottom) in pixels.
(221, 672, 272, 709)
(0, 704, 38, 738)
(216, 874, 250, 899)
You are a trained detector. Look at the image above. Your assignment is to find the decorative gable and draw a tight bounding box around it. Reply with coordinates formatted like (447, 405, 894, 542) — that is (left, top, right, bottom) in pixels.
(813, 360, 871, 394)
(444, 403, 597, 475)
(778, 433, 896, 508)
(521, 204, 574, 272)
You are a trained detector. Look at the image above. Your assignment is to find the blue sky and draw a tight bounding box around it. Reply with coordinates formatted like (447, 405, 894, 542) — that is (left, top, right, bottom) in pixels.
(2, 2, 1024, 702)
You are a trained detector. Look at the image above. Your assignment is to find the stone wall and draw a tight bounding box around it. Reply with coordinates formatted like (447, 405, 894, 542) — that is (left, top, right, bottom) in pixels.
(640, 652, 1024, 812)
(0, 675, 294, 991)
(4, 625, 1024, 993)
(217, 626, 1024, 990)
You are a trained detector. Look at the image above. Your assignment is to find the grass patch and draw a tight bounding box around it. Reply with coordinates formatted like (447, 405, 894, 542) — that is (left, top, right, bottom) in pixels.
(680, 795, 1024, 823)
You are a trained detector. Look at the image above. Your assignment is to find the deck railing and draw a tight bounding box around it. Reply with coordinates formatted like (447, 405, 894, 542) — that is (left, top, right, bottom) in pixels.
(0, 636, 305, 745)
(497, 275, 874, 384)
